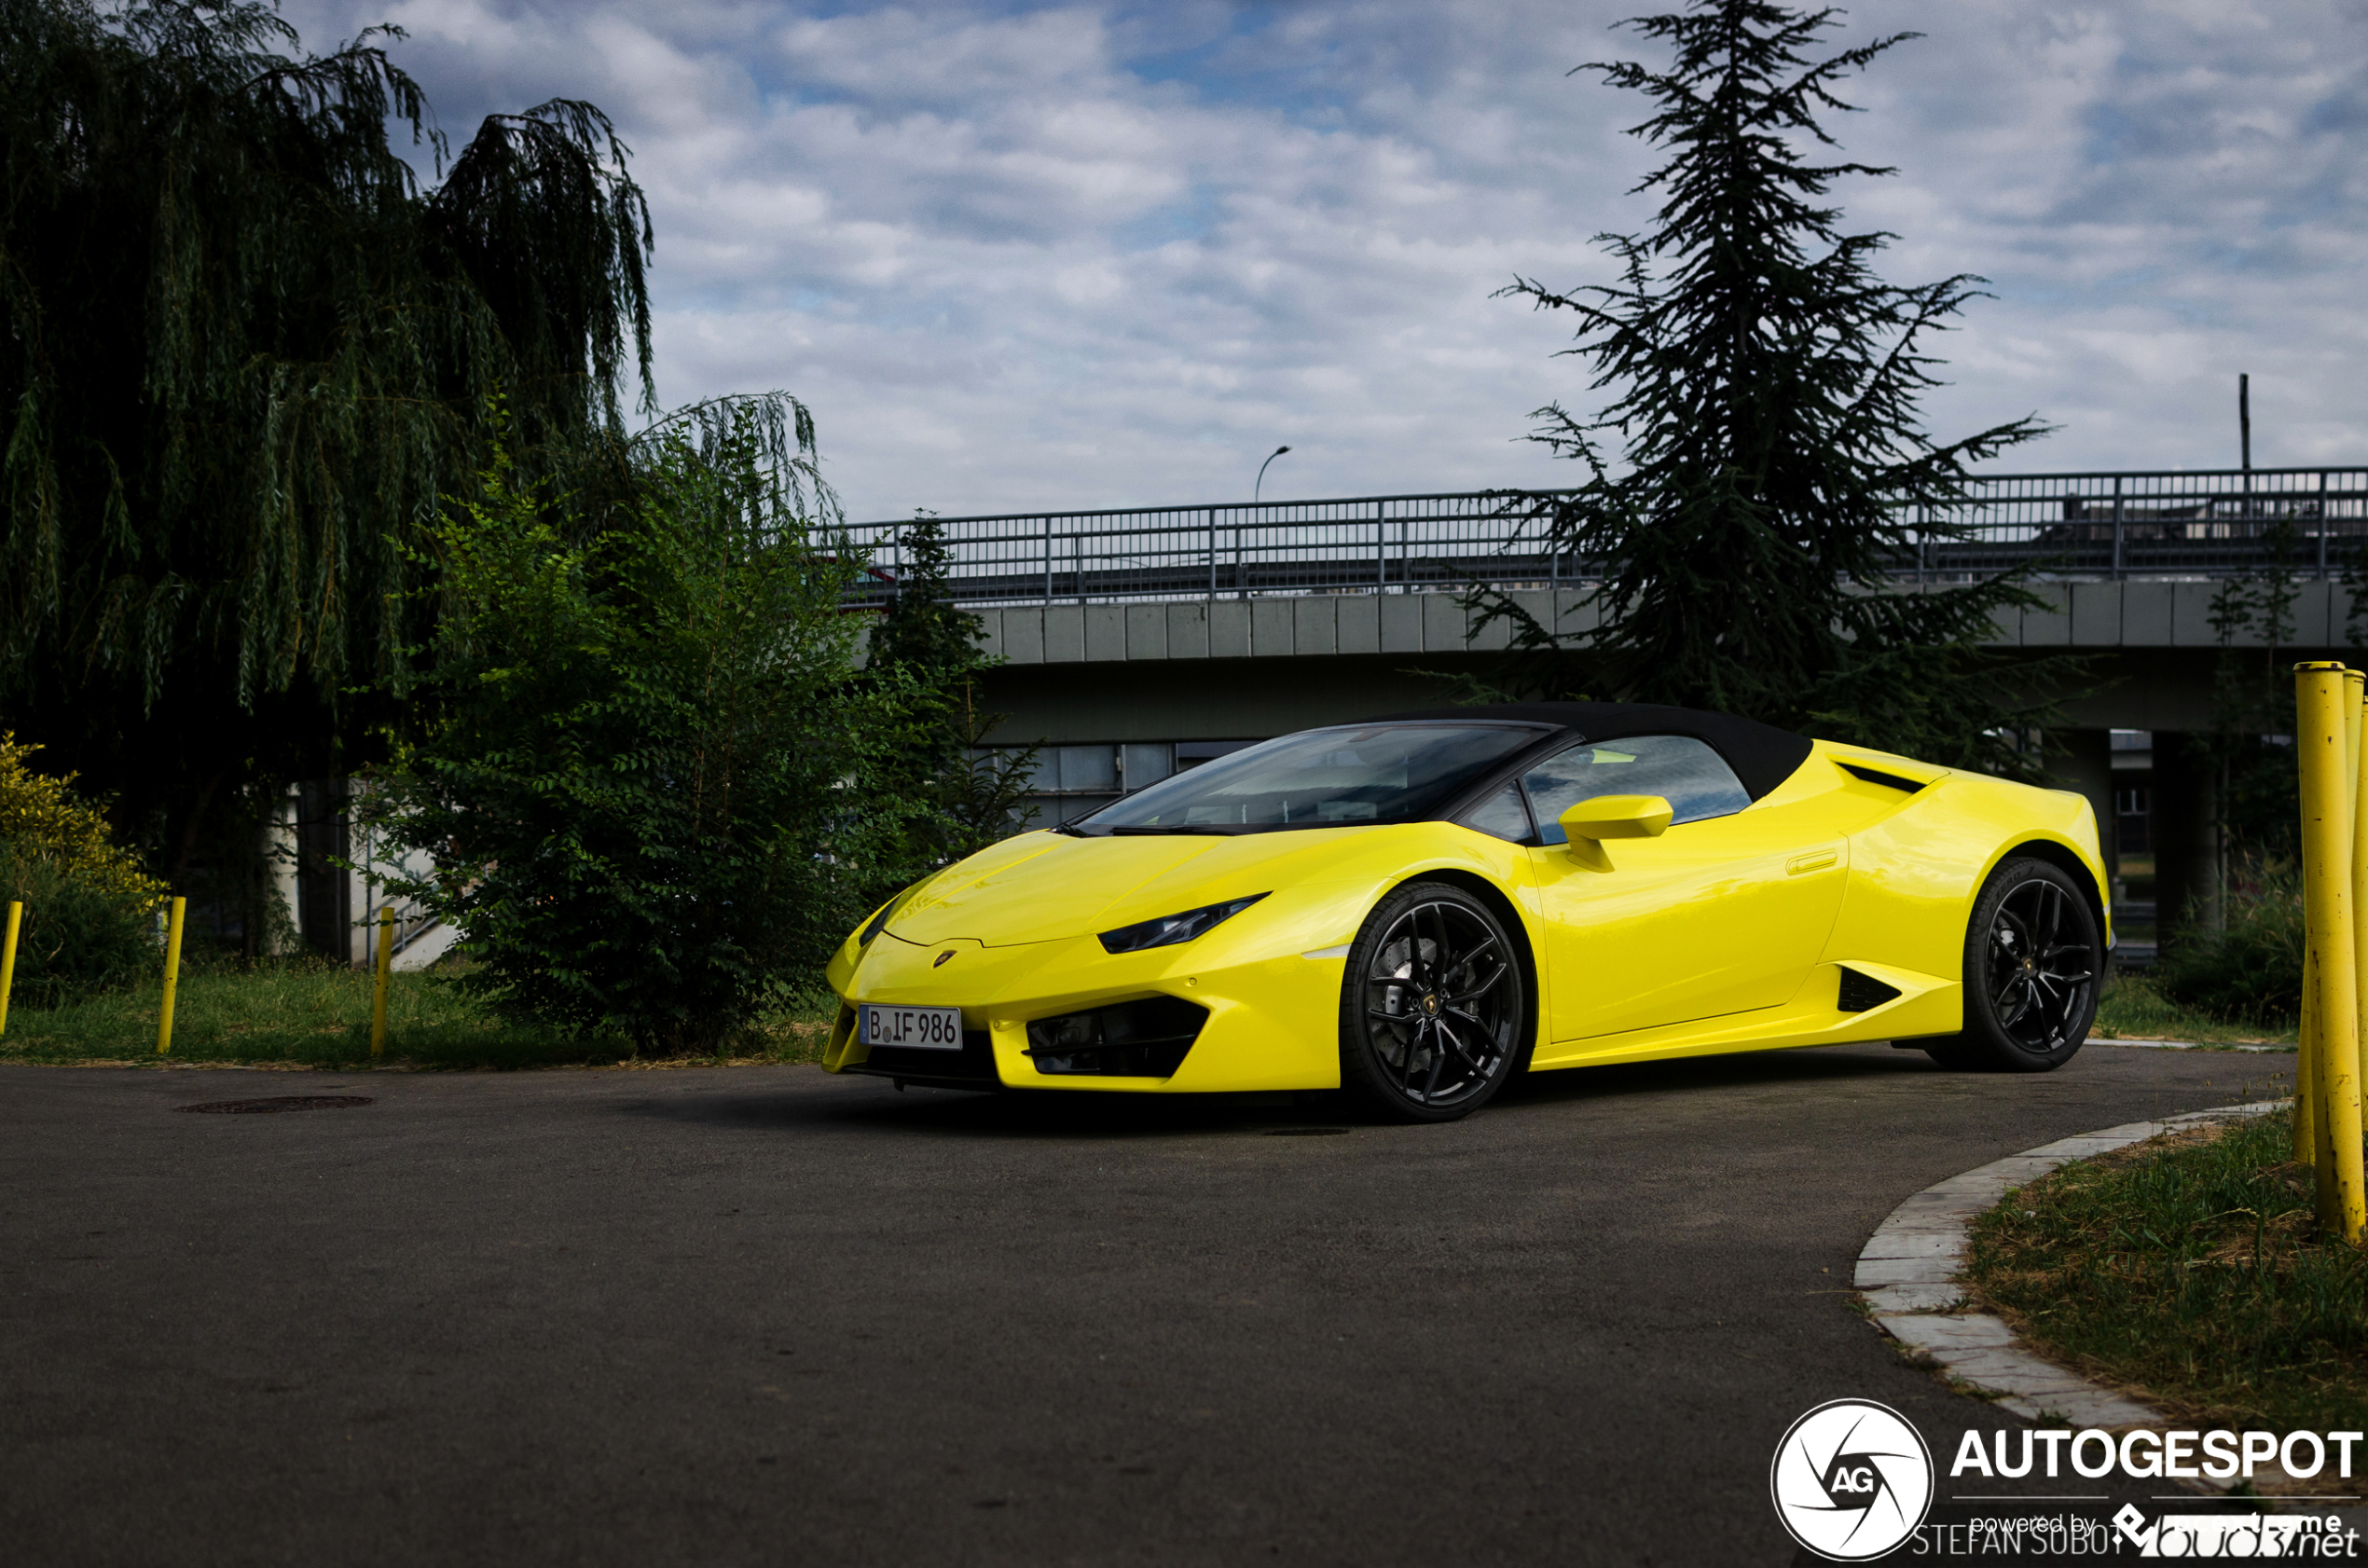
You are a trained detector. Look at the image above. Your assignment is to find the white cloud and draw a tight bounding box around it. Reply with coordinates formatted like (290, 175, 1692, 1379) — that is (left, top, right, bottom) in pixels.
(281, 0, 2368, 519)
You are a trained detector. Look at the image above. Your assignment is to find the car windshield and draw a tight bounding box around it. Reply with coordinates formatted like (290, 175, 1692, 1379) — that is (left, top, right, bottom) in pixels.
(1073, 723, 1547, 834)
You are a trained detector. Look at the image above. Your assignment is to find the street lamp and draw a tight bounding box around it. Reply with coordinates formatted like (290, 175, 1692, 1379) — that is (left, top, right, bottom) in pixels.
(1255, 446, 1291, 505)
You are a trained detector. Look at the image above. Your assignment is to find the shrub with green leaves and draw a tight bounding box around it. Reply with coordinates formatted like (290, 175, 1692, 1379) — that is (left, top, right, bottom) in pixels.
(0, 735, 165, 1008)
(2154, 865, 2304, 1028)
(368, 412, 896, 1053)
(0, 845, 161, 1009)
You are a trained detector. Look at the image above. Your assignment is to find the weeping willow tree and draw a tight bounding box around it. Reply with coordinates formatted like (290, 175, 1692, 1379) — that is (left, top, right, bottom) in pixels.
(0, 0, 678, 882)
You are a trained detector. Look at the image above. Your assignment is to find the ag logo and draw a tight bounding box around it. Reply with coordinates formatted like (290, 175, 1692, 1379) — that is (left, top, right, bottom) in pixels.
(1769, 1399, 1934, 1561)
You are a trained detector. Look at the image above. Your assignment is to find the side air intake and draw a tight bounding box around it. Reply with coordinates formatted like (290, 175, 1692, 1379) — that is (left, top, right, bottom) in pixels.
(1837, 967, 1904, 1013)
(1838, 762, 1926, 792)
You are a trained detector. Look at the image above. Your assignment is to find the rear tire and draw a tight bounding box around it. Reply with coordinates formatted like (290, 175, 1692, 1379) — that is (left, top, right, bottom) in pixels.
(1922, 858, 2100, 1072)
(1339, 881, 1524, 1122)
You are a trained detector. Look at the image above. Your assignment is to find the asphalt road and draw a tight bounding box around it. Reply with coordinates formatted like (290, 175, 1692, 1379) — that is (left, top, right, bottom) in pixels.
(0, 1042, 2295, 1567)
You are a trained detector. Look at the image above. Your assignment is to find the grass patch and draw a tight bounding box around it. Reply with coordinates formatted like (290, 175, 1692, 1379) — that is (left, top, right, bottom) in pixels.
(0, 961, 835, 1070)
(1967, 1107, 2368, 1438)
(2092, 971, 2296, 1048)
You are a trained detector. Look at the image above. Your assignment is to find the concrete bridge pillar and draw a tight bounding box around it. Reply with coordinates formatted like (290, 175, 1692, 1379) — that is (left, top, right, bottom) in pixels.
(2151, 732, 2223, 948)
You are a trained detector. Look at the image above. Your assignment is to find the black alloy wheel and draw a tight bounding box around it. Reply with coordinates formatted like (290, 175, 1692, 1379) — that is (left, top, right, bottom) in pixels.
(1340, 881, 1525, 1121)
(1924, 858, 2100, 1072)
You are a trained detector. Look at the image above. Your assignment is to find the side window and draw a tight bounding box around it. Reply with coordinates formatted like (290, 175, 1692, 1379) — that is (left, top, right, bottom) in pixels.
(1522, 735, 1751, 845)
(1457, 781, 1535, 844)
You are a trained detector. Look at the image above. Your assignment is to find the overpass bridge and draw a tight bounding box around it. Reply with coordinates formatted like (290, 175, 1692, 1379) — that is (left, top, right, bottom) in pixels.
(851, 467, 2368, 607)
(859, 466, 2368, 952)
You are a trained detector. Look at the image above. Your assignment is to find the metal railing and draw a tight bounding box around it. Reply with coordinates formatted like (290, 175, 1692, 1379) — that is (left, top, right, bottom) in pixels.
(843, 468, 2368, 608)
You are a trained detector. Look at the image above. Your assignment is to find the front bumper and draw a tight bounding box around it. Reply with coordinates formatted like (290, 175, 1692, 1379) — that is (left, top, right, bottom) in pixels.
(839, 1025, 1003, 1091)
(821, 891, 1370, 1093)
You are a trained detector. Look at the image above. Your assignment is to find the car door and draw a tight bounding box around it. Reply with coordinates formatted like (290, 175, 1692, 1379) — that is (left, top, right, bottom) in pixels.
(1522, 736, 1849, 1045)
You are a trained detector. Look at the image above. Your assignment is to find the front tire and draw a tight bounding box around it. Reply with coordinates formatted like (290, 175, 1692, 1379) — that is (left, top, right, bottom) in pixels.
(1340, 881, 1524, 1122)
(1923, 858, 2100, 1072)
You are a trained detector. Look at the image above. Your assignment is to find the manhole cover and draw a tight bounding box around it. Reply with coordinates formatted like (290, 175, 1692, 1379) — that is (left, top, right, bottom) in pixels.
(176, 1096, 375, 1115)
(1263, 1126, 1349, 1137)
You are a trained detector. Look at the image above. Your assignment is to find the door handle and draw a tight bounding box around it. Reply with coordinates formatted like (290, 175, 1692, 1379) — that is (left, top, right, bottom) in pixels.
(1786, 849, 1839, 876)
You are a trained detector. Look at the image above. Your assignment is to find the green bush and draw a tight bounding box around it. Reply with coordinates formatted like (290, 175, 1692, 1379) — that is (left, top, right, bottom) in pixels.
(0, 735, 165, 1009)
(368, 409, 902, 1054)
(0, 843, 159, 1009)
(2153, 865, 2303, 1027)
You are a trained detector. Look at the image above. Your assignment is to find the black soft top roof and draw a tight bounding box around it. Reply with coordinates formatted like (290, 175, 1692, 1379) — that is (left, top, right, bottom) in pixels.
(1359, 702, 1816, 803)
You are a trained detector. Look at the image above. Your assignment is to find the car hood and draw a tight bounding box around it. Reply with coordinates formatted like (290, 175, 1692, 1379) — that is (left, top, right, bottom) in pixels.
(886, 827, 1385, 947)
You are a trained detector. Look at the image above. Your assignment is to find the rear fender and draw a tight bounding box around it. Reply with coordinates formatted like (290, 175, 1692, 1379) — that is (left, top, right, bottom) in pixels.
(1822, 779, 2106, 986)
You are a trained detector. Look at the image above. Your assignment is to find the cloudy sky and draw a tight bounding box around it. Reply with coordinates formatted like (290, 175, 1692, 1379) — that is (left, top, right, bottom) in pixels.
(276, 0, 2368, 523)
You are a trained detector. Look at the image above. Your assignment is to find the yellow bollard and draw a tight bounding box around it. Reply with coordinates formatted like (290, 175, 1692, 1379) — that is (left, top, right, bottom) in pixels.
(2326, 672, 2368, 1193)
(2292, 673, 2361, 1171)
(2300, 956, 2320, 1166)
(2295, 663, 2366, 1241)
(2323, 671, 2368, 1182)
(370, 905, 392, 1060)
(2348, 669, 2364, 830)
(2307, 672, 2368, 1190)
(0, 901, 20, 1038)
(155, 896, 186, 1057)
(2352, 672, 2368, 1172)
(2305, 667, 2347, 1202)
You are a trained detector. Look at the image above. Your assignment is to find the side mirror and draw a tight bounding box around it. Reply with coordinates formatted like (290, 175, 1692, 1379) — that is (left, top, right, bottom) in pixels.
(1559, 794, 1673, 844)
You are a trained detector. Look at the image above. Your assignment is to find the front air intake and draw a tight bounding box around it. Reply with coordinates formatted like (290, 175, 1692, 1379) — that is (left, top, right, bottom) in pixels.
(1024, 996, 1207, 1078)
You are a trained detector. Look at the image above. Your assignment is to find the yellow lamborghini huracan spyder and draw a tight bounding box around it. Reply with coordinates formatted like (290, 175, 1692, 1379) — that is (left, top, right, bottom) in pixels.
(823, 702, 2108, 1122)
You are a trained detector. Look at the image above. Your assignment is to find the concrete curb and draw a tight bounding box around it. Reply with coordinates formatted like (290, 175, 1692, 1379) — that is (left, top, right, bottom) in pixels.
(1855, 1099, 2284, 1428)
(2096, 1038, 2290, 1054)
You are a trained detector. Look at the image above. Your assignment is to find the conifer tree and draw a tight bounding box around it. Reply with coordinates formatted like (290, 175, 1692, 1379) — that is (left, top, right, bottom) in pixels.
(1484, 0, 2066, 776)
(865, 514, 1041, 869)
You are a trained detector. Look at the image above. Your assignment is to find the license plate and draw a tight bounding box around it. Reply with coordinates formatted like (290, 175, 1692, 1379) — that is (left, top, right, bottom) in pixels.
(859, 1004, 965, 1051)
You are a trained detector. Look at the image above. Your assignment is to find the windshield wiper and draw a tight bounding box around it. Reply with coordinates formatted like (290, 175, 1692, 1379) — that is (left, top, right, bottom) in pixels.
(1108, 823, 1243, 835)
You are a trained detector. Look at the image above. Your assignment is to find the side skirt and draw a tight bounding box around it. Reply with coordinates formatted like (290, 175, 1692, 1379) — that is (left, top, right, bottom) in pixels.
(1527, 961, 1961, 1071)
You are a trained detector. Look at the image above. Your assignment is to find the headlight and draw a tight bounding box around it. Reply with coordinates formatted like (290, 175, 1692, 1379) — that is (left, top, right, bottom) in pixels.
(859, 879, 928, 945)
(1097, 893, 1269, 955)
